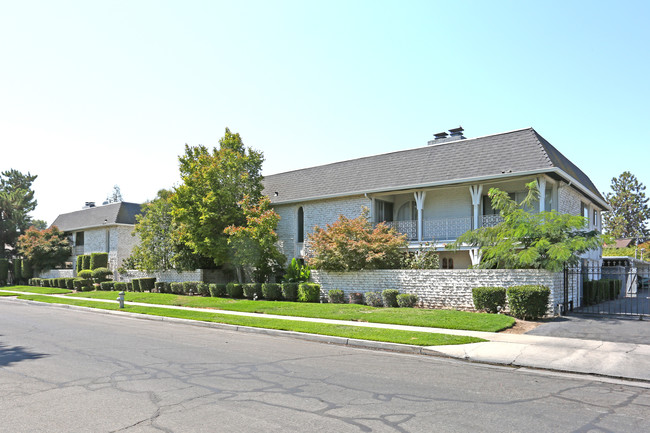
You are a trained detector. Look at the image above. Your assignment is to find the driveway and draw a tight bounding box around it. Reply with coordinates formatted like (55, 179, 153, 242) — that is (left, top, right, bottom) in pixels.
(526, 314, 650, 345)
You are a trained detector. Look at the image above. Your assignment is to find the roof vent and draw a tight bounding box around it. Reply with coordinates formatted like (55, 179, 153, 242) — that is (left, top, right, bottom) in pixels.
(428, 126, 466, 145)
(83, 202, 96, 209)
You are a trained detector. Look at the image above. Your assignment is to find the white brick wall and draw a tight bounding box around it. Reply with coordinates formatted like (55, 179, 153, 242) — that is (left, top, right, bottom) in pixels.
(311, 269, 565, 316)
(37, 269, 74, 279)
(116, 269, 228, 283)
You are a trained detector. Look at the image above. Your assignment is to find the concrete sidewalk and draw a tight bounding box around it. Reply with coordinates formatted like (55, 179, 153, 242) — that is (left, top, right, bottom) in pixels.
(2, 290, 649, 383)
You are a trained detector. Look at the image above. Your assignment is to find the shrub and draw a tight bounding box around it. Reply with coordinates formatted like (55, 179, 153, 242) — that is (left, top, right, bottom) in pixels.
(281, 283, 298, 302)
(328, 289, 345, 304)
(396, 293, 418, 308)
(0, 258, 8, 286)
(183, 281, 199, 295)
(139, 277, 156, 292)
(92, 267, 112, 282)
(506, 285, 550, 320)
(243, 283, 263, 300)
(381, 289, 399, 308)
(76, 255, 83, 272)
(82, 255, 91, 271)
(65, 278, 75, 290)
(114, 282, 127, 292)
(31, 277, 42, 287)
(73, 278, 92, 291)
(42, 279, 50, 287)
(13, 259, 22, 284)
(298, 283, 321, 302)
(210, 283, 227, 297)
(58, 278, 67, 289)
(131, 279, 141, 292)
(100, 281, 115, 291)
(154, 282, 168, 293)
(472, 287, 507, 313)
(349, 292, 363, 304)
(21, 260, 33, 281)
(226, 282, 243, 298)
(262, 283, 282, 301)
(90, 252, 109, 270)
(126, 282, 133, 292)
(364, 291, 383, 307)
(77, 269, 93, 279)
(197, 282, 210, 296)
(170, 282, 183, 295)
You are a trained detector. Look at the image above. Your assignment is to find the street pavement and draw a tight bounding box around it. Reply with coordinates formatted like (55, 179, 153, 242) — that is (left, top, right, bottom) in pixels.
(1, 301, 649, 432)
(1, 291, 650, 383)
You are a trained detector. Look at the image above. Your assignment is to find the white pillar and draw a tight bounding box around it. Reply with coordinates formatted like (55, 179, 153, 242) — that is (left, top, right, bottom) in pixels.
(469, 248, 482, 266)
(414, 191, 426, 242)
(469, 185, 483, 230)
(537, 176, 546, 212)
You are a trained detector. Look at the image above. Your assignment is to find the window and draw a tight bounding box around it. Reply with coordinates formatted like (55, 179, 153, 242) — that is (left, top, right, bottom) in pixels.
(580, 202, 589, 223)
(442, 258, 454, 269)
(106, 229, 110, 252)
(374, 199, 394, 223)
(544, 187, 553, 211)
(297, 207, 304, 243)
(397, 200, 417, 221)
(593, 209, 599, 229)
(76, 231, 84, 246)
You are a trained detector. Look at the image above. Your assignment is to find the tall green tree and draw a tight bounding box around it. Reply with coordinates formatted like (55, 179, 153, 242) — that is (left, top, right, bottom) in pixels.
(106, 185, 123, 203)
(224, 195, 286, 282)
(171, 128, 264, 267)
(603, 171, 650, 242)
(128, 189, 211, 271)
(449, 182, 605, 272)
(0, 169, 38, 258)
(17, 226, 71, 273)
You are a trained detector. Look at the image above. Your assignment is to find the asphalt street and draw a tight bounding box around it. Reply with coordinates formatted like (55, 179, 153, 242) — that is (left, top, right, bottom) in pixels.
(1, 301, 649, 432)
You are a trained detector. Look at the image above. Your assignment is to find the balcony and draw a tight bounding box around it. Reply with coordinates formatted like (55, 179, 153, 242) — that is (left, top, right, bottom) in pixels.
(382, 215, 504, 242)
(73, 246, 84, 256)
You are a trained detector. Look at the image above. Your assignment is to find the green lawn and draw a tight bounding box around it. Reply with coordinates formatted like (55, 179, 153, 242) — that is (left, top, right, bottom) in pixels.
(65, 290, 515, 332)
(0, 286, 72, 294)
(16, 294, 485, 346)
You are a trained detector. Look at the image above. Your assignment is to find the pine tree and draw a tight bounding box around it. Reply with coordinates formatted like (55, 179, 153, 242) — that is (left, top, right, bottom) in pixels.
(603, 171, 650, 242)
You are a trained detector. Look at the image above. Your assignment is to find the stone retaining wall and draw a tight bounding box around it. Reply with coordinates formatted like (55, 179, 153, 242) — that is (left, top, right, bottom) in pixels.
(37, 269, 74, 279)
(116, 269, 228, 284)
(311, 269, 565, 315)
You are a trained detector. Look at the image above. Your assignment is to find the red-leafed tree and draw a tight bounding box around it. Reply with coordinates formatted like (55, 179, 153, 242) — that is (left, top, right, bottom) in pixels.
(307, 209, 407, 271)
(17, 226, 71, 273)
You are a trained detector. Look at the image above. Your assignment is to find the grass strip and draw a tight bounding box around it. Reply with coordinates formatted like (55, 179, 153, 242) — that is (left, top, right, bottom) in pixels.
(0, 287, 72, 294)
(17, 294, 486, 347)
(66, 290, 515, 332)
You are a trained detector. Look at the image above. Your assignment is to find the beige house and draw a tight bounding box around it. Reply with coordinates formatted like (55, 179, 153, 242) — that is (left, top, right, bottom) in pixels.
(263, 127, 609, 269)
(51, 201, 142, 271)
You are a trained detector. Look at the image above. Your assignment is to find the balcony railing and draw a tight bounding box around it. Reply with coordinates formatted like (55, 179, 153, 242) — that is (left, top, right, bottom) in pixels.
(382, 215, 504, 242)
(73, 246, 84, 256)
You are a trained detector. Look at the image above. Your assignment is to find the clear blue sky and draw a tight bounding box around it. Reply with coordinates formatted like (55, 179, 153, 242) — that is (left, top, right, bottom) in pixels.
(2, 0, 648, 224)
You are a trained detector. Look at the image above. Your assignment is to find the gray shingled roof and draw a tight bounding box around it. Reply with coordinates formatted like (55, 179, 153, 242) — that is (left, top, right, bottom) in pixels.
(263, 127, 606, 207)
(51, 202, 143, 232)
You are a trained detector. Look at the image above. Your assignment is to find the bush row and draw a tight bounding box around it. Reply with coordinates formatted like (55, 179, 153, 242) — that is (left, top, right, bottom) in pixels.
(326, 289, 418, 308)
(147, 281, 322, 302)
(583, 279, 621, 305)
(472, 285, 550, 320)
(76, 253, 109, 271)
(0, 258, 33, 285)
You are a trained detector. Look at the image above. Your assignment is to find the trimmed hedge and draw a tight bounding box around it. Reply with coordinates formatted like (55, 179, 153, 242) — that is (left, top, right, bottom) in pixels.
(364, 291, 383, 307)
(73, 278, 93, 291)
(21, 260, 33, 280)
(170, 282, 183, 294)
(182, 281, 199, 295)
(209, 283, 227, 297)
(298, 283, 321, 303)
(506, 285, 550, 320)
(114, 282, 127, 292)
(31, 277, 42, 287)
(82, 255, 91, 271)
(243, 283, 263, 300)
(139, 277, 156, 292)
(100, 281, 115, 291)
(472, 286, 507, 313)
(0, 258, 8, 285)
(349, 292, 363, 304)
(281, 283, 298, 302)
(226, 283, 243, 299)
(154, 281, 169, 293)
(381, 289, 399, 308)
(90, 252, 108, 270)
(76, 255, 83, 272)
(77, 269, 93, 279)
(197, 282, 210, 296)
(132, 279, 141, 292)
(65, 278, 75, 290)
(92, 267, 112, 282)
(328, 289, 345, 304)
(396, 293, 418, 308)
(262, 283, 282, 301)
(13, 259, 22, 284)
(126, 282, 133, 292)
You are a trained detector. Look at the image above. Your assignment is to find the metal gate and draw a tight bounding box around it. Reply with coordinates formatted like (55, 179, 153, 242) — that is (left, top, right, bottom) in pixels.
(563, 260, 650, 317)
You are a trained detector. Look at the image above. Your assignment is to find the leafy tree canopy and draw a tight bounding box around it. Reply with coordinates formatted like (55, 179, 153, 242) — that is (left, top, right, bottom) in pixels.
(17, 226, 71, 272)
(449, 181, 606, 272)
(106, 185, 123, 203)
(603, 171, 650, 242)
(0, 169, 38, 257)
(171, 128, 264, 267)
(224, 195, 286, 282)
(307, 208, 407, 271)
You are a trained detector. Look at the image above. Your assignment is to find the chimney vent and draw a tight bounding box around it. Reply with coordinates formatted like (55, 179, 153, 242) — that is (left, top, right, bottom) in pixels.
(449, 126, 464, 137)
(83, 202, 96, 209)
(428, 127, 466, 145)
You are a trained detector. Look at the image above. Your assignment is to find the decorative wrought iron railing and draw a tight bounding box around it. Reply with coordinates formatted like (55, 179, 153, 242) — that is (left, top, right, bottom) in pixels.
(383, 217, 472, 241)
(481, 215, 504, 227)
